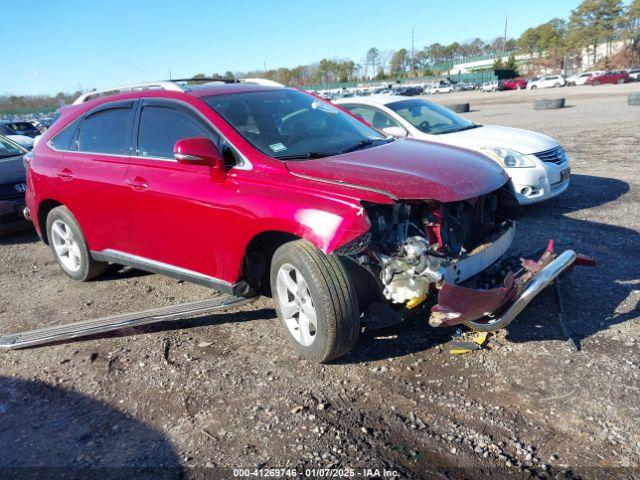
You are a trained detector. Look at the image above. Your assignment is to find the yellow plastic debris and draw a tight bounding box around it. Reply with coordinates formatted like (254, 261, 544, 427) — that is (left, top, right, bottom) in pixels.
(473, 331, 488, 347)
(448, 332, 489, 355)
(406, 294, 428, 309)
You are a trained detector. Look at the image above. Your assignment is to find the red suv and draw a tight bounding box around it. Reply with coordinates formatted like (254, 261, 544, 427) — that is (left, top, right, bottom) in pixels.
(585, 70, 629, 85)
(25, 81, 584, 362)
(501, 78, 527, 90)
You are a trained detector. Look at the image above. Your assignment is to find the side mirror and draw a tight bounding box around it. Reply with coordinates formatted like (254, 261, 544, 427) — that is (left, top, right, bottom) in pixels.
(173, 137, 225, 181)
(382, 126, 408, 138)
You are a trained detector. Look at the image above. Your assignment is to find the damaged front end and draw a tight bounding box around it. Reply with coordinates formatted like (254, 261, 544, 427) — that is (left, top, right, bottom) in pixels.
(338, 186, 593, 331)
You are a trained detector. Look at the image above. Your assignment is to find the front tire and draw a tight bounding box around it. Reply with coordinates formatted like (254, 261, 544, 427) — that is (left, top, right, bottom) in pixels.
(270, 240, 360, 363)
(46, 206, 107, 281)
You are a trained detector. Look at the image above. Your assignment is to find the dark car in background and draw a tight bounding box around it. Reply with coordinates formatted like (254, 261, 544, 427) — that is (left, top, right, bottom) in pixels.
(393, 85, 424, 96)
(0, 135, 30, 234)
(0, 121, 39, 138)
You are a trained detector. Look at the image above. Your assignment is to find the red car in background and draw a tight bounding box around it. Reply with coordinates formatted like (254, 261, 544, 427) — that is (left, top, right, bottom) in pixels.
(585, 70, 629, 85)
(501, 78, 528, 90)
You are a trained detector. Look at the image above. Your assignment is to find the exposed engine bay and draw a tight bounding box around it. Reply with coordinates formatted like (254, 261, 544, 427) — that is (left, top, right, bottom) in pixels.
(338, 185, 523, 321)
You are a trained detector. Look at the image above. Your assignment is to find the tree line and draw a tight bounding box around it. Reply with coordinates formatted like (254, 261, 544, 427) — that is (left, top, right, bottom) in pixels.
(518, 0, 640, 70)
(232, 0, 639, 85)
(3, 0, 639, 113)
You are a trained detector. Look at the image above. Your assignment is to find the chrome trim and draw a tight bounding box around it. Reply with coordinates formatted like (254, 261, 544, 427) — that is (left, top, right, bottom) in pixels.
(92, 249, 235, 294)
(23, 207, 31, 221)
(475, 250, 577, 330)
(534, 146, 567, 165)
(46, 99, 253, 171)
(174, 153, 203, 162)
(0, 295, 257, 350)
(288, 171, 399, 201)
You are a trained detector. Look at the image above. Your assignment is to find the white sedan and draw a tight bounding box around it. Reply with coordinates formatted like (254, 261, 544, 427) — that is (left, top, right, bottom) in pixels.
(335, 95, 570, 205)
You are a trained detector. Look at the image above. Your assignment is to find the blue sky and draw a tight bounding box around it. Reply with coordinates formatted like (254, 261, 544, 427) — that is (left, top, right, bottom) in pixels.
(2, 0, 583, 95)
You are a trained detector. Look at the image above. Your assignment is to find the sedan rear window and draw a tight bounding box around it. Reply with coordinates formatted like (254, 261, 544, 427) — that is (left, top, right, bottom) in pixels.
(0, 137, 24, 158)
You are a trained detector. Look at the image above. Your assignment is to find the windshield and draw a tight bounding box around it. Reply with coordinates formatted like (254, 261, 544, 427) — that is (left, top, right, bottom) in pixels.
(0, 136, 24, 159)
(204, 89, 387, 160)
(386, 99, 476, 135)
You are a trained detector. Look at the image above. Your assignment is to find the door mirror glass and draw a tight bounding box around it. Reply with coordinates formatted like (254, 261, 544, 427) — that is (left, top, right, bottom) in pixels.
(382, 126, 408, 138)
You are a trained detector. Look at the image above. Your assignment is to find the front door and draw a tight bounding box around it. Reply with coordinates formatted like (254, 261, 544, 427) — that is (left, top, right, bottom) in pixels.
(122, 99, 230, 281)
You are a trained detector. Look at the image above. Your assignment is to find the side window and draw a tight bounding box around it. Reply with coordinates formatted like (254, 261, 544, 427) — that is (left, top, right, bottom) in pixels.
(77, 106, 133, 155)
(137, 105, 219, 159)
(49, 118, 80, 151)
(344, 105, 401, 130)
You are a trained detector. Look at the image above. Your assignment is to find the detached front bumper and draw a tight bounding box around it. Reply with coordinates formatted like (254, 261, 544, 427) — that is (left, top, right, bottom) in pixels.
(430, 241, 594, 330)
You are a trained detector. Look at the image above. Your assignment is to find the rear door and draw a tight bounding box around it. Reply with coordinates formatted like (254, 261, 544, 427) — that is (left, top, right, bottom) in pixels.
(123, 99, 229, 278)
(53, 100, 135, 252)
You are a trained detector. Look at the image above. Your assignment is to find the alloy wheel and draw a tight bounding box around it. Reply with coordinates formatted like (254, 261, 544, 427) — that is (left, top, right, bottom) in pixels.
(51, 219, 82, 273)
(275, 263, 317, 346)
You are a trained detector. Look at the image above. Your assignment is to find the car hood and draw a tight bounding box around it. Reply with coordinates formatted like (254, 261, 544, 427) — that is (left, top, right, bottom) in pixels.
(284, 138, 508, 202)
(432, 125, 558, 155)
(0, 154, 26, 184)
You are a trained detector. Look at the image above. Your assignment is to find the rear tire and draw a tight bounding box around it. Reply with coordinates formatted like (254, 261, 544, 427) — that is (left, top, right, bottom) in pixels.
(46, 206, 107, 281)
(270, 240, 360, 363)
(445, 102, 470, 113)
(534, 98, 566, 110)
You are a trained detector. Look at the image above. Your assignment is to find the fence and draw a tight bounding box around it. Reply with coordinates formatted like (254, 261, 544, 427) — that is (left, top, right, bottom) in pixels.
(304, 70, 498, 91)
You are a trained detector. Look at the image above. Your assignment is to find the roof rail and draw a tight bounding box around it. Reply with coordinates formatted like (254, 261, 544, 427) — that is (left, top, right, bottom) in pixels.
(71, 77, 284, 105)
(72, 81, 184, 105)
(169, 77, 239, 84)
(239, 78, 284, 87)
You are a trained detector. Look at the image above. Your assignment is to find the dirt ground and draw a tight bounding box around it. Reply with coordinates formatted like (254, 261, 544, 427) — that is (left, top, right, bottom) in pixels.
(0, 83, 639, 479)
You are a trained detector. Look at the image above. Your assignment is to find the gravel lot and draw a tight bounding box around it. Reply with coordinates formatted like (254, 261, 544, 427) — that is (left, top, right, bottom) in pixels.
(0, 83, 639, 479)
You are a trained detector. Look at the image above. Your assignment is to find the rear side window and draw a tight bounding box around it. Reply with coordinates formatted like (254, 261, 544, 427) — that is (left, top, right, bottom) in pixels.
(49, 118, 80, 151)
(137, 105, 218, 159)
(77, 106, 133, 155)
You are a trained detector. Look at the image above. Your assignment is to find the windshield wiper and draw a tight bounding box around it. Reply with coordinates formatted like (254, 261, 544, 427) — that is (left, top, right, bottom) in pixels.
(275, 151, 331, 160)
(338, 137, 392, 155)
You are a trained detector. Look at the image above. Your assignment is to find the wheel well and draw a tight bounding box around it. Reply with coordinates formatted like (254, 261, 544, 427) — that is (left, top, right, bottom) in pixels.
(243, 231, 300, 296)
(37, 200, 63, 244)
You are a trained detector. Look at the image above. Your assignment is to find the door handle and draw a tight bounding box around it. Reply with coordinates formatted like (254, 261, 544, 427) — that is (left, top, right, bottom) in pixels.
(125, 176, 148, 191)
(56, 168, 74, 181)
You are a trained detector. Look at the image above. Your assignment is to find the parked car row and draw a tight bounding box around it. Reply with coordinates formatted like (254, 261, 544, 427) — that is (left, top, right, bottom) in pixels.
(478, 66, 639, 94)
(2, 80, 583, 364)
